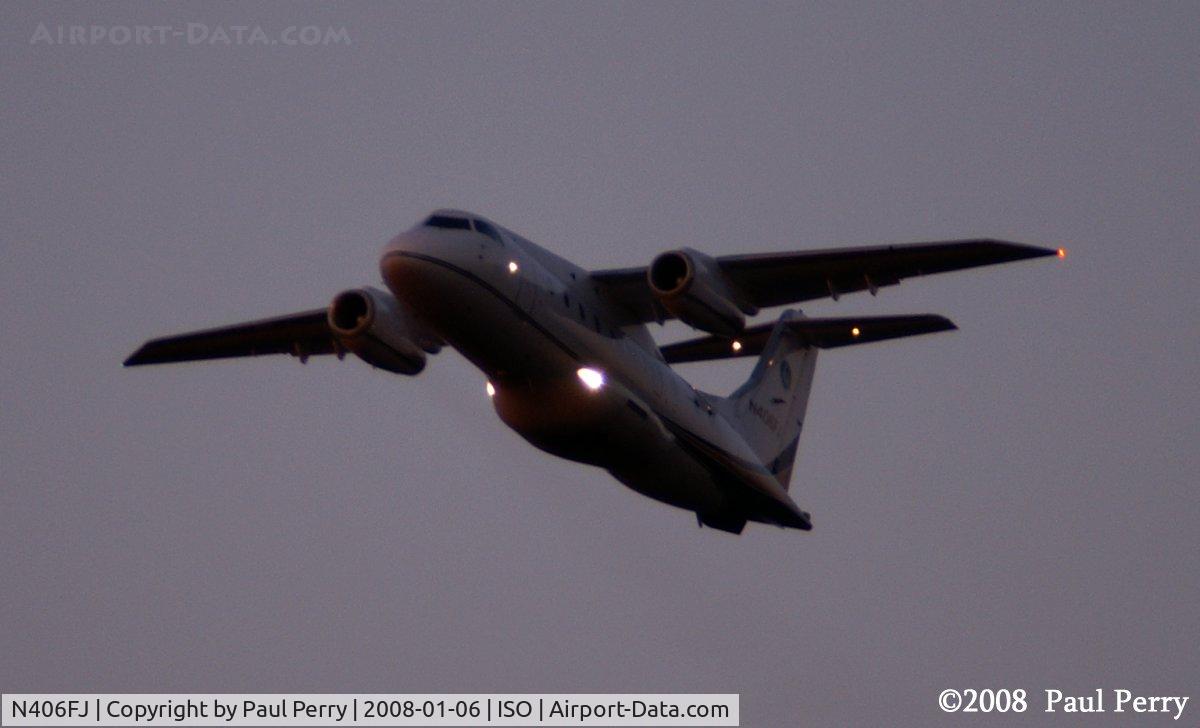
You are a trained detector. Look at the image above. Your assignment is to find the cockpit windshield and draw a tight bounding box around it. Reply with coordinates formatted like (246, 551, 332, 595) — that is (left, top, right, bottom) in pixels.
(423, 214, 471, 230)
(473, 219, 504, 245)
(423, 213, 505, 245)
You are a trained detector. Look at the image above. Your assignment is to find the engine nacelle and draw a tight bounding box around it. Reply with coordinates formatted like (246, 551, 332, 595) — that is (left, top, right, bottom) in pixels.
(647, 248, 755, 336)
(327, 287, 439, 375)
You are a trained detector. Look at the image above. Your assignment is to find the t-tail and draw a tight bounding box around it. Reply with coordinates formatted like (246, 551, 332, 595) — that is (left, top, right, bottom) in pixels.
(726, 310, 818, 491)
(717, 309, 957, 494)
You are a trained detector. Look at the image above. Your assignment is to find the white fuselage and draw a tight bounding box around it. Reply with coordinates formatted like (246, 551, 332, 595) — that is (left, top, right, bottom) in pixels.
(379, 222, 803, 528)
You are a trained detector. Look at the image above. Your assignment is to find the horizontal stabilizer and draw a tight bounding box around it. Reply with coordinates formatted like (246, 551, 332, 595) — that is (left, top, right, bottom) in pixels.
(124, 309, 336, 367)
(660, 314, 956, 364)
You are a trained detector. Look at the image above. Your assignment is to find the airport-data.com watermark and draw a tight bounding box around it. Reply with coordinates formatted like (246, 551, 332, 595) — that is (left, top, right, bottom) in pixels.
(30, 23, 351, 47)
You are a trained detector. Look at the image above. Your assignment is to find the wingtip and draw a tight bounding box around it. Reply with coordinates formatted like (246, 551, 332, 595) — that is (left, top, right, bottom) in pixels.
(985, 240, 1062, 260)
(922, 314, 958, 332)
(1026, 242, 1063, 259)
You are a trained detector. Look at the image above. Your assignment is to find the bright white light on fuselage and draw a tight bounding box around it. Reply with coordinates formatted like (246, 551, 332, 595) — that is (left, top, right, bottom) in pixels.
(576, 367, 605, 391)
(507, 261, 519, 273)
(731, 340, 742, 352)
(486, 381, 496, 397)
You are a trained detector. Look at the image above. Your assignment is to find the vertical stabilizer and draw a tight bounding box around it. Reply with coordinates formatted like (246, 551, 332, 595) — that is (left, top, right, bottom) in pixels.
(725, 310, 817, 490)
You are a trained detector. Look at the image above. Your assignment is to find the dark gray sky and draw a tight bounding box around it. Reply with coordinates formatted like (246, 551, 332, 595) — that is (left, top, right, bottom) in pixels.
(2, 2, 1197, 725)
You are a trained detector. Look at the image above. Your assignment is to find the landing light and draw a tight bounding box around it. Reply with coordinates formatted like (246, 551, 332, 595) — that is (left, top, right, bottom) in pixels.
(731, 340, 743, 352)
(507, 261, 519, 273)
(576, 367, 605, 391)
(851, 326, 861, 337)
(485, 381, 496, 397)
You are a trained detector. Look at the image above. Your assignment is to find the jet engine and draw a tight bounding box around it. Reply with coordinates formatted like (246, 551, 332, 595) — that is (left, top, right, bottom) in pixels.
(327, 287, 440, 375)
(647, 248, 756, 336)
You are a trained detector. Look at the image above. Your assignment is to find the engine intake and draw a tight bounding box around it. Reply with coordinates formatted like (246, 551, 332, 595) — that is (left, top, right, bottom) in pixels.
(327, 287, 438, 375)
(647, 248, 755, 336)
(649, 251, 692, 294)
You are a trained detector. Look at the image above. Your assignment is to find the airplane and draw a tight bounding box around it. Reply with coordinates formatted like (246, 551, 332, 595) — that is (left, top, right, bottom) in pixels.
(125, 210, 1061, 534)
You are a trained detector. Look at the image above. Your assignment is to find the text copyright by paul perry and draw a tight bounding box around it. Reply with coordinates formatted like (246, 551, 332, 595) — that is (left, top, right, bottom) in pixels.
(1, 694, 738, 726)
(937, 688, 1188, 720)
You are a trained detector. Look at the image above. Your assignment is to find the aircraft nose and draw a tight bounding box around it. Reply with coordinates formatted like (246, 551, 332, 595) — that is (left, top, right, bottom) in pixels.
(380, 228, 437, 273)
(379, 225, 472, 294)
(379, 230, 452, 321)
(380, 232, 416, 281)
(382, 229, 416, 256)
(379, 228, 450, 301)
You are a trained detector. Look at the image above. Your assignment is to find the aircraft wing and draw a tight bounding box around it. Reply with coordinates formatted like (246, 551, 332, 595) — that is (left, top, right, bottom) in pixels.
(660, 314, 956, 364)
(592, 239, 1057, 323)
(124, 309, 337, 367)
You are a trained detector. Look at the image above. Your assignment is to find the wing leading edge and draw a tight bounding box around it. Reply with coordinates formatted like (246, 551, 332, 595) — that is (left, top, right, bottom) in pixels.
(593, 239, 1057, 324)
(124, 309, 337, 367)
